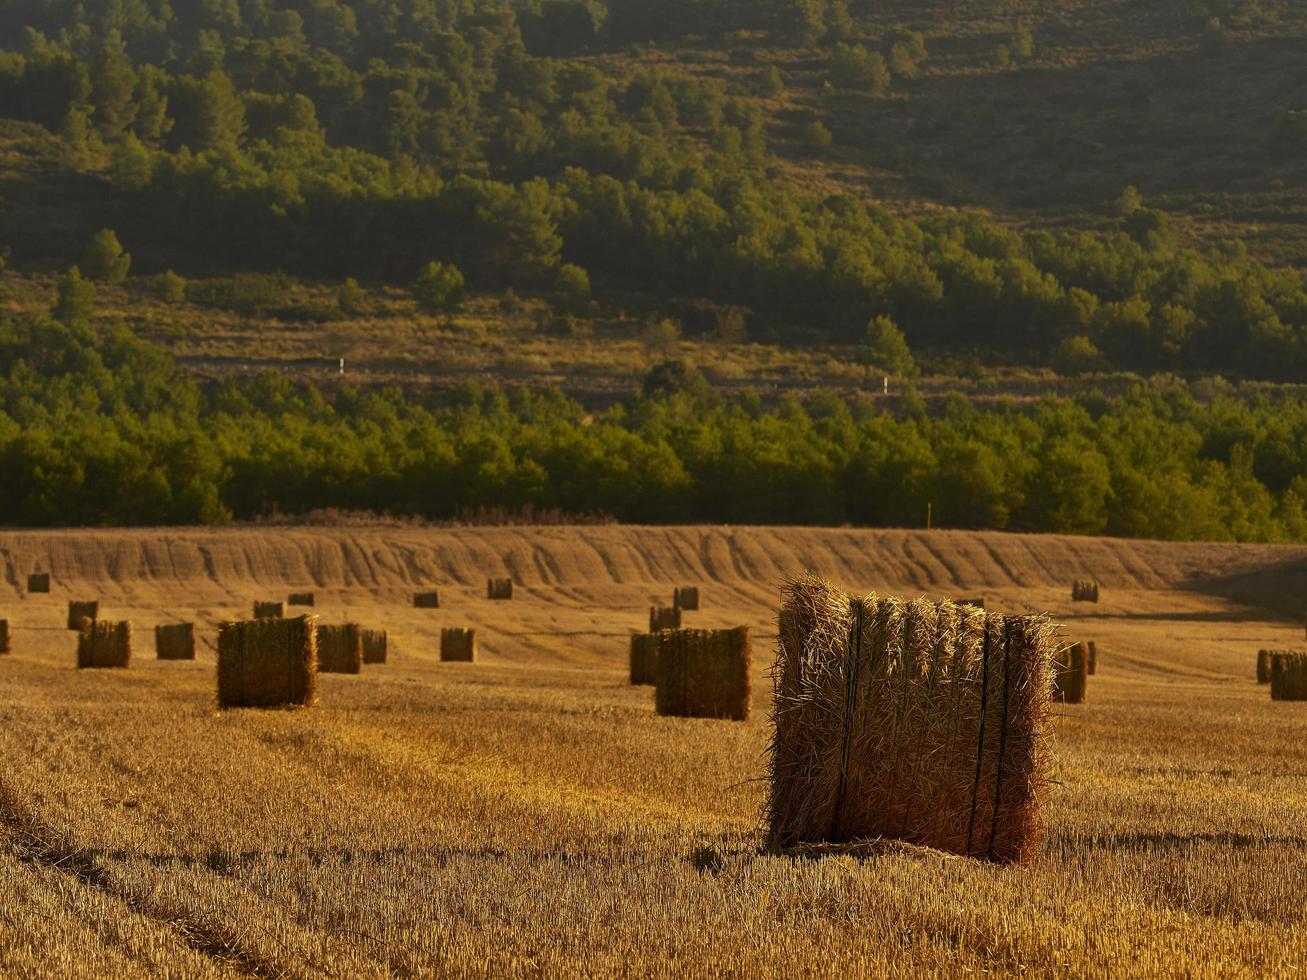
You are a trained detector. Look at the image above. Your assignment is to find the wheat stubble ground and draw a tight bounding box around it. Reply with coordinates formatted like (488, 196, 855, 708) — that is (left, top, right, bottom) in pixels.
(0, 526, 1305, 978)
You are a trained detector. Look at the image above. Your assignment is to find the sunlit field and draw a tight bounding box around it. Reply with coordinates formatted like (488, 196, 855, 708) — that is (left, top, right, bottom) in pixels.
(2, 525, 1305, 977)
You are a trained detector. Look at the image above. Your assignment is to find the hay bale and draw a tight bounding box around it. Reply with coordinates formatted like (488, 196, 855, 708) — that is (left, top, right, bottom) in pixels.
(0, 619, 9, 655)
(413, 591, 440, 609)
(1257, 649, 1274, 684)
(1071, 580, 1100, 603)
(441, 627, 476, 662)
(487, 578, 513, 600)
(362, 629, 388, 664)
(77, 620, 132, 669)
(1053, 642, 1088, 704)
(316, 623, 363, 674)
(154, 622, 196, 661)
(67, 600, 99, 630)
(217, 615, 317, 709)
(654, 627, 751, 721)
(1087, 640, 1098, 676)
(673, 586, 701, 611)
(629, 633, 659, 685)
(288, 592, 315, 607)
(650, 606, 682, 633)
(253, 601, 284, 620)
(27, 573, 50, 593)
(1270, 652, 1307, 701)
(765, 575, 1055, 865)
(956, 597, 987, 610)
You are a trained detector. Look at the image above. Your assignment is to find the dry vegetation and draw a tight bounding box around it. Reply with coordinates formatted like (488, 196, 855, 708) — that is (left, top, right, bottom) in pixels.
(1, 525, 1306, 977)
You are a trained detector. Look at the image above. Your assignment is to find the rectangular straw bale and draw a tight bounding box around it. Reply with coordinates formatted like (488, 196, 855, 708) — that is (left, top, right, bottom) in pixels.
(487, 578, 513, 600)
(254, 601, 284, 620)
(77, 620, 132, 669)
(154, 622, 196, 660)
(414, 591, 440, 609)
(288, 592, 315, 607)
(441, 627, 476, 662)
(27, 573, 50, 593)
(1053, 642, 1088, 704)
(217, 615, 317, 709)
(1087, 640, 1098, 675)
(1257, 649, 1276, 684)
(1071, 580, 1100, 603)
(1270, 652, 1307, 701)
(316, 623, 363, 674)
(0, 619, 9, 655)
(67, 600, 98, 630)
(650, 605, 682, 633)
(629, 633, 658, 685)
(362, 629, 388, 664)
(654, 627, 751, 721)
(766, 575, 1055, 865)
(673, 587, 701, 611)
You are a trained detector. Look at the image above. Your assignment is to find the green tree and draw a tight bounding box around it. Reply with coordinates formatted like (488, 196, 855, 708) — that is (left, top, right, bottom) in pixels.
(153, 269, 187, 303)
(90, 47, 138, 140)
(801, 119, 833, 152)
(552, 263, 592, 316)
(858, 315, 917, 377)
(84, 229, 131, 282)
(1051, 335, 1108, 376)
(53, 267, 96, 324)
(173, 70, 246, 151)
(110, 133, 153, 190)
(337, 277, 367, 315)
(414, 261, 465, 313)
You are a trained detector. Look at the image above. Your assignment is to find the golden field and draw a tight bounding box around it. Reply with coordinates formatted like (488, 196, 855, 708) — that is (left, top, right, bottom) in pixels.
(1, 525, 1305, 978)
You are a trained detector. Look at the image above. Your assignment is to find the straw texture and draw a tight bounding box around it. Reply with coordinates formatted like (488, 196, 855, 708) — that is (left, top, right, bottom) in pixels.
(414, 591, 440, 609)
(654, 627, 751, 720)
(1053, 642, 1088, 704)
(154, 623, 196, 660)
(1071, 580, 1100, 602)
(67, 600, 98, 630)
(27, 573, 50, 593)
(673, 587, 701, 611)
(217, 615, 317, 708)
(650, 606, 682, 633)
(629, 633, 659, 685)
(316, 623, 363, 674)
(0, 619, 9, 655)
(441, 627, 476, 662)
(77, 620, 132, 669)
(1270, 652, 1307, 701)
(487, 579, 513, 600)
(254, 601, 284, 620)
(765, 575, 1055, 865)
(288, 592, 316, 607)
(362, 629, 388, 664)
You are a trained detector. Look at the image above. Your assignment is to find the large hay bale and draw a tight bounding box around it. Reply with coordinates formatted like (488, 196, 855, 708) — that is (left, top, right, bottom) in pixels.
(316, 623, 363, 674)
(654, 627, 751, 721)
(1256, 648, 1283, 684)
(487, 578, 514, 600)
(67, 600, 99, 630)
(253, 601, 284, 620)
(362, 629, 388, 664)
(77, 620, 132, 669)
(1087, 640, 1098, 676)
(154, 622, 196, 661)
(0, 619, 9, 655)
(288, 592, 315, 607)
(673, 586, 701, 611)
(1071, 580, 1100, 603)
(650, 606, 682, 633)
(217, 615, 317, 709)
(441, 627, 476, 662)
(766, 575, 1055, 865)
(1270, 652, 1307, 701)
(1053, 642, 1089, 704)
(629, 633, 658, 685)
(413, 591, 440, 609)
(27, 573, 50, 594)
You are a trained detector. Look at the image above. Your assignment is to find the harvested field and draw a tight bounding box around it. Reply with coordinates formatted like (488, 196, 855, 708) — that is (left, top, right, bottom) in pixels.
(0, 525, 1305, 976)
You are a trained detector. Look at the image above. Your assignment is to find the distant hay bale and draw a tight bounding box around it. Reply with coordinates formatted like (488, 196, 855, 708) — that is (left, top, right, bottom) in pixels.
(650, 605, 682, 633)
(253, 601, 284, 620)
(766, 575, 1055, 865)
(1053, 642, 1089, 704)
(487, 578, 514, 600)
(1087, 640, 1098, 676)
(1270, 652, 1307, 701)
(413, 591, 440, 609)
(0, 619, 9, 655)
(288, 592, 316, 607)
(67, 600, 99, 630)
(673, 586, 701, 611)
(1257, 649, 1274, 684)
(217, 615, 317, 709)
(77, 620, 132, 669)
(955, 597, 987, 610)
(441, 627, 476, 662)
(154, 623, 196, 661)
(654, 627, 751, 721)
(27, 573, 50, 594)
(316, 623, 363, 674)
(1071, 580, 1100, 603)
(629, 633, 658, 685)
(362, 629, 388, 664)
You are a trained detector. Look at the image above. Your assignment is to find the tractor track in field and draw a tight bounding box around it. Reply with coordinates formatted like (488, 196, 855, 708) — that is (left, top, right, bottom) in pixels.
(0, 779, 285, 979)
